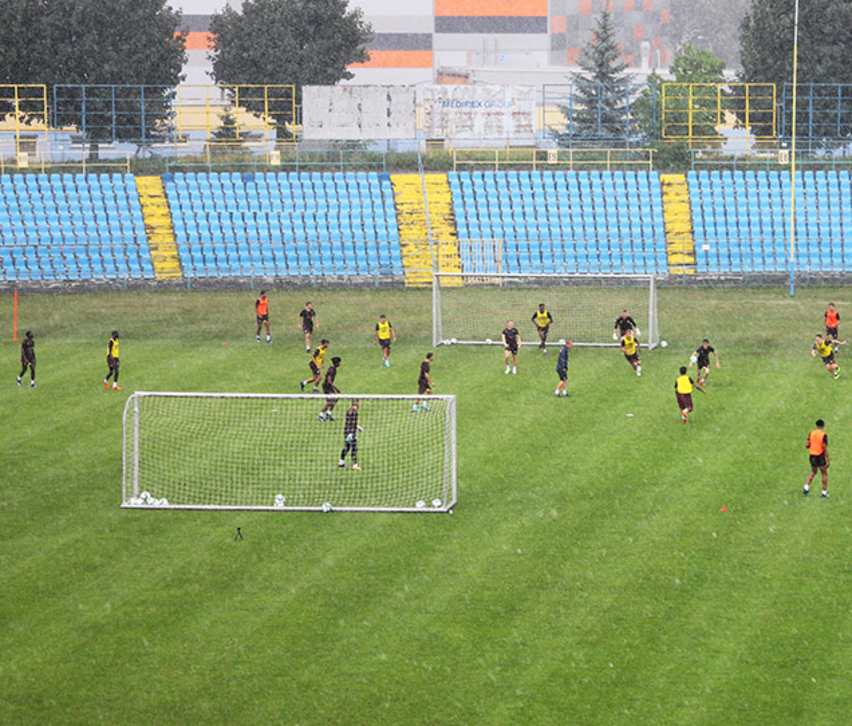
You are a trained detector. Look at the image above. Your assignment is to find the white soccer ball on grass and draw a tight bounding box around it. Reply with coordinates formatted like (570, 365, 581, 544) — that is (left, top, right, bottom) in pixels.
(322, 502, 333, 513)
(274, 494, 286, 507)
(486, 338, 492, 345)
(432, 498, 443, 508)
(450, 338, 457, 345)
(416, 500, 426, 509)
(660, 340, 668, 348)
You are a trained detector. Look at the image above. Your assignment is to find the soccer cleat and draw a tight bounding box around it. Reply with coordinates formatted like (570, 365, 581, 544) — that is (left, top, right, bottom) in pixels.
(256, 336, 261, 342)
(326, 414, 335, 422)
(352, 464, 362, 471)
(412, 406, 419, 413)
(317, 414, 325, 422)
(802, 487, 810, 495)
(312, 386, 320, 394)
(306, 346, 311, 353)
(338, 460, 345, 468)
(300, 381, 306, 392)
(112, 385, 122, 391)
(16, 377, 21, 386)
(104, 379, 110, 388)
(266, 338, 272, 344)
(505, 366, 511, 374)
(562, 391, 571, 397)
(30, 382, 36, 388)
(512, 367, 517, 375)
(543, 348, 547, 355)
(383, 359, 390, 368)
(555, 390, 560, 397)
(822, 492, 830, 498)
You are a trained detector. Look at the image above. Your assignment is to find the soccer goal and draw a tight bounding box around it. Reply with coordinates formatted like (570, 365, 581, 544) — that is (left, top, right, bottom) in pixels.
(432, 272, 659, 348)
(122, 392, 457, 513)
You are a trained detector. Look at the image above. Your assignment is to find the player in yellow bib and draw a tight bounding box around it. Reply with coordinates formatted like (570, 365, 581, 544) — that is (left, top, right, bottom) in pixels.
(373, 314, 397, 368)
(675, 366, 705, 424)
(103, 330, 121, 390)
(531, 304, 553, 354)
(812, 334, 841, 378)
(620, 329, 642, 377)
(301, 338, 330, 393)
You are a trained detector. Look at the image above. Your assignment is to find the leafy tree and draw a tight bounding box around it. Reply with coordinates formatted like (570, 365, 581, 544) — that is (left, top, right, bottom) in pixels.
(209, 0, 373, 135)
(739, 0, 852, 139)
(554, 6, 633, 145)
(0, 0, 186, 148)
(632, 46, 727, 170)
(664, 44, 727, 141)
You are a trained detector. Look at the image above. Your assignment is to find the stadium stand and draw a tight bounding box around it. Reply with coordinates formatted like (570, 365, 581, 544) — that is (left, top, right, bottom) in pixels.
(4, 170, 852, 284)
(0, 173, 152, 282)
(448, 171, 670, 274)
(688, 170, 852, 273)
(164, 171, 403, 278)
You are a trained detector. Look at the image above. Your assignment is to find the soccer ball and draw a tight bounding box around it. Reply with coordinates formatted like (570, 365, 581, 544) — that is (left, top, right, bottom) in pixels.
(274, 494, 285, 507)
(450, 338, 457, 345)
(321, 502, 333, 513)
(127, 497, 142, 506)
(690, 355, 698, 364)
(140, 491, 152, 503)
(486, 338, 492, 345)
(159, 498, 169, 507)
(416, 500, 426, 509)
(660, 340, 668, 348)
(432, 498, 442, 508)
(558, 339, 566, 346)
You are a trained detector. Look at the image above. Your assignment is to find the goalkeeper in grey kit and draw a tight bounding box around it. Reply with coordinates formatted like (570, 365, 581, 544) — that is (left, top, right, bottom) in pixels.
(338, 399, 363, 470)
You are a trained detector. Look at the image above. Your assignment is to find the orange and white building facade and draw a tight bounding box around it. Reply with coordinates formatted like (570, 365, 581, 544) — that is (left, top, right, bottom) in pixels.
(179, 0, 671, 87)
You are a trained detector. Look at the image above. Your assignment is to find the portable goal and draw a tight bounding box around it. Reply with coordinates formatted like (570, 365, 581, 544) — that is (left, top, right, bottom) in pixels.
(122, 392, 457, 512)
(433, 272, 659, 348)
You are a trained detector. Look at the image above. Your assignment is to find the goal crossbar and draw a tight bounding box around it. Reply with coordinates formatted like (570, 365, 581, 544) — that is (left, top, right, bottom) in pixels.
(122, 392, 457, 513)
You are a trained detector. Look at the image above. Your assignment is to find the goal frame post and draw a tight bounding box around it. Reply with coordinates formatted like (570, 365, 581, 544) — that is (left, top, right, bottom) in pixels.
(122, 392, 457, 513)
(432, 271, 659, 349)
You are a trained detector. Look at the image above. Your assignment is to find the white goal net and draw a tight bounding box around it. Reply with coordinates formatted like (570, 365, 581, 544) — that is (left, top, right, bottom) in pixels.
(433, 272, 659, 348)
(122, 392, 457, 512)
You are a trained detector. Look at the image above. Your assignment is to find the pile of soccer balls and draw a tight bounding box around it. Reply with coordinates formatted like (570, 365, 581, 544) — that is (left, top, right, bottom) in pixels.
(127, 491, 169, 507)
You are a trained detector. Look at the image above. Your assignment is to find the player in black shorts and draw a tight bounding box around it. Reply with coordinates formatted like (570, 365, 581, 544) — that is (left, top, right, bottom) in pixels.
(103, 330, 121, 390)
(297, 302, 317, 353)
(319, 357, 342, 422)
(803, 419, 829, 498)
(338, 399, 363, 470)
(502, 320, 521, 375)
(301, 339, 329, 393)
(17, 330, 36, 388)
(531, 304, 553, 354)
(613, 309, 639, 341)
(255, 290, 271, 343)
(414, 352, 434, 412)
(689, 339, 720, 386)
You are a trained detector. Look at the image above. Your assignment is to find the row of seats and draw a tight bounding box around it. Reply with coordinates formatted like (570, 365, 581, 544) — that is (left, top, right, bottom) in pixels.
(688, 170, 852, 272)
(449, 171, 669, 274)
(3, 170, 852, 281)
(166, 171, 402, 277)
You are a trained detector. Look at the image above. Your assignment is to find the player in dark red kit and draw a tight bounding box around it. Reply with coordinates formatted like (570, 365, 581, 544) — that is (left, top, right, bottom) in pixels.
(319, 357, 342, 422)
(414, 352, 434, 413)
(338, 399, 363, 471)
(17, 330, 36, 388)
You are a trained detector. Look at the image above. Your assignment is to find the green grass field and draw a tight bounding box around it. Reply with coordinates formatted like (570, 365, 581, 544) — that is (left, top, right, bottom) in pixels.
(3, 285, 852, 726)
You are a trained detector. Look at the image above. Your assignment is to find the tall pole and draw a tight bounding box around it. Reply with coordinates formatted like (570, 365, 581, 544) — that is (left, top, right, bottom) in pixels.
(789, 0, 800, 296)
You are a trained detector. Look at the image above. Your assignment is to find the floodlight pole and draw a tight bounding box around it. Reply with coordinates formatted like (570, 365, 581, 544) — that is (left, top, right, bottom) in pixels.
(789, 0, 800, 296)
